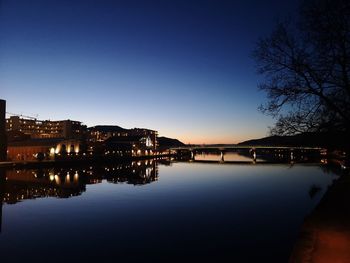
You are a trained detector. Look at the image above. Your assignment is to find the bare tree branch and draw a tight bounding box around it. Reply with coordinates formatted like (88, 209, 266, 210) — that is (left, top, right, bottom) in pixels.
(253, 0, 350, 135)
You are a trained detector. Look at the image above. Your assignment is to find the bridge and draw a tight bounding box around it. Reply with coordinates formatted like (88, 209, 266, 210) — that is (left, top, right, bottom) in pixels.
(170, 145, 325, 163)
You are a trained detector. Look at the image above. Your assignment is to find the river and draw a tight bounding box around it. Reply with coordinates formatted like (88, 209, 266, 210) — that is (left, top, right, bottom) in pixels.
(0, 158, 338, 262)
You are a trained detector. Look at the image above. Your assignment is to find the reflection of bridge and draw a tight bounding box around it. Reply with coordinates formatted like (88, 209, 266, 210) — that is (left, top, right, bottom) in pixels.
(171, 146, 324, 163)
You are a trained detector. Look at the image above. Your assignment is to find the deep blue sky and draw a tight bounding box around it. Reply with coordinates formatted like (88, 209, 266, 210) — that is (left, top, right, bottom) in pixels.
(0, 0, 297, 143)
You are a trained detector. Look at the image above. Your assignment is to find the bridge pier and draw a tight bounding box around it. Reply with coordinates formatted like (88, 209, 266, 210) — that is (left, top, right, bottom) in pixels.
(190, 150, 195, 161)
(220, 151, 225, 162)
(170, 146, 322, 163)
(250, 148, 257, 162)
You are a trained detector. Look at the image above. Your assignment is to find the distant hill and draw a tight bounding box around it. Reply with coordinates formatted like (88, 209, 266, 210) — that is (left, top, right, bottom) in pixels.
(238, 132, 347, 149)
(87, 125, 127, 132)
(158, 136, 185, 149)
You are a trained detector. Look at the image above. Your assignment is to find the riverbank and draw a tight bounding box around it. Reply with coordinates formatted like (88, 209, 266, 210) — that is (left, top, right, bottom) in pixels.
(289, 166, 350, 263)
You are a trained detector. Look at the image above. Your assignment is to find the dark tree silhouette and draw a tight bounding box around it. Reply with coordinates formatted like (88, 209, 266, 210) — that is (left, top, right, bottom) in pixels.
(254, 0, 350, 136)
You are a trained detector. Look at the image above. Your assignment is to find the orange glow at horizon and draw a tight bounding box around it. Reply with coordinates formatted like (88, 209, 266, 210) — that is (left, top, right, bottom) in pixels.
(175, 134, 263, 145)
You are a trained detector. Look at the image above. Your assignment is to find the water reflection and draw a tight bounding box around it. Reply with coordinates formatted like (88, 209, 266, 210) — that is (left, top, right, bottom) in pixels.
(187, 149, 322, 163)
(309, 184, 322, 199)
(0, 159, 342, 262)
(1, 159, 158, 204)
(195, 152, 261, 162)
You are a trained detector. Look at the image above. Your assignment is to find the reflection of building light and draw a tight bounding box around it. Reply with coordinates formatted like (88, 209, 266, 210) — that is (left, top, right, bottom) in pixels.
(50, 147, 55, 155)
(54, 175, 60, 184)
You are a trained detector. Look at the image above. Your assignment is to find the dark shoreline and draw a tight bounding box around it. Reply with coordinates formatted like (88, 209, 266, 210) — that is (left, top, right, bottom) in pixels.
(289, 166, 350, 262)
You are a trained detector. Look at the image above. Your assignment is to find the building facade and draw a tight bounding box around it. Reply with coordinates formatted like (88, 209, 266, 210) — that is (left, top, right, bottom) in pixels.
(7, 138, 82, 161)
(0, 100, 7, 161)
(4, 112, 159, 161)
(87, 125, 128, 142)
(87, 125, 158, 150)
(6, 116, 86, 139)
(128, 128, 158, 150)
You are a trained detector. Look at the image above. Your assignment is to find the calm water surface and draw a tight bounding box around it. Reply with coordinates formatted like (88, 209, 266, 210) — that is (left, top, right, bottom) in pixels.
(0, 160, 337, 262)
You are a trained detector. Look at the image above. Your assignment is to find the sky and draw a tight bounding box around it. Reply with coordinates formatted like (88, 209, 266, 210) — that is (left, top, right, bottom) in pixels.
(0, 0, 297, 144)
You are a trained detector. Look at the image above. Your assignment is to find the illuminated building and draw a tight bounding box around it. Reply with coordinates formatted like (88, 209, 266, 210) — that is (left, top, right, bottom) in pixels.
(6, 116, 86, 139)
(5, 116, 159, 160)
(7, 138, 82, 161)
(87, 125, 128, 142)
(0, 99, 6, 161)
(127, 128, 158, 150)
(104, 135, 155, 157)
(88, 125, 158, 150)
